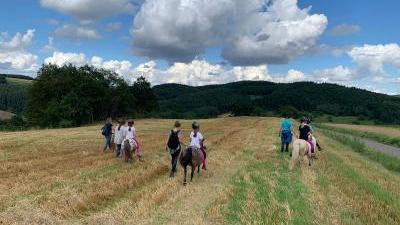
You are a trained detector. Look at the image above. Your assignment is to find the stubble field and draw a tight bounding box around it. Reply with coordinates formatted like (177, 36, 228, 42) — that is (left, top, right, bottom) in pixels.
(1, 117, 399, 224)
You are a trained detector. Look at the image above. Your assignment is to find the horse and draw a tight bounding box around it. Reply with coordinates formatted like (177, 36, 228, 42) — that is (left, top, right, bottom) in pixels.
(179, 146, 204, 185)
(122, 139, 137, 162)
(289, 135, 317, 170)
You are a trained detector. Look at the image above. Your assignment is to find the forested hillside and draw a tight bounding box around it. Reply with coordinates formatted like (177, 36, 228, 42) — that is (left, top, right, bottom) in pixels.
(153, 81, 400, 124)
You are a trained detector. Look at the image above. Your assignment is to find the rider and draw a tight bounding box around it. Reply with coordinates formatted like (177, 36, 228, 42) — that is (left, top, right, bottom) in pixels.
(306, 118, 322, 151)
(166, 121, 183, 177)
(126, 119, 143, 162)
(190, 121, 207, 170)
(299, 117, 314, 157)
(279, 115, 293, 152)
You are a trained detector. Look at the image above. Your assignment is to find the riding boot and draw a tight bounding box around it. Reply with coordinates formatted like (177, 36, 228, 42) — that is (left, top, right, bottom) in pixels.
(285, 144, 289, 152)
(281, 145, 284, 152)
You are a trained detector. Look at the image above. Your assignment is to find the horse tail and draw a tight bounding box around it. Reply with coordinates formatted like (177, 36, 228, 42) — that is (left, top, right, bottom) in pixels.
(123, 139, 131, 160)
(289, 140, 301, 171)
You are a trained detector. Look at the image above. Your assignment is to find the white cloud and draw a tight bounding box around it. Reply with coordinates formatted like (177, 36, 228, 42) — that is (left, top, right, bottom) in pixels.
(40, 0, 135, 21)
(44, 52, 87, 66)
(272, 69, 307, 83)
(43, 52, 279, 86)
(348, 44, 400, 75)
(0, 29, 38, 74)
(41, 37, 56, 53)
(313, 65, 356, 82)
(54, 24, 101, 40)
(131, 0, 327, 66)
(330, 24, 361, 36)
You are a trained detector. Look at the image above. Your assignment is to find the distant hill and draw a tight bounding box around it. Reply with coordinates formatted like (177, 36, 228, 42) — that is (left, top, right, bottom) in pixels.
(153, 81, 400, 123)
(0, 73, 34, 80)
(0, 74, 32, 114)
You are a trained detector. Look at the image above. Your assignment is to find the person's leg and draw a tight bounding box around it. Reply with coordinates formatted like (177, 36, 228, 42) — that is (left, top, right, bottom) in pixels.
(103, 135, 111, 151)
(285, 143, 289, 152)
(116, 144, 121, 157)
(201, 147, 207, 170)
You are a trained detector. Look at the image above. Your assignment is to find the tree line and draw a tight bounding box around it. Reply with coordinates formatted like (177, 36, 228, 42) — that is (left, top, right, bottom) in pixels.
(26, 64, 157, 127)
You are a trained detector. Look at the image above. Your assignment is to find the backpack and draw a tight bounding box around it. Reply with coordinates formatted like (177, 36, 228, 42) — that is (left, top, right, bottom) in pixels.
(167, 130, 180, 149)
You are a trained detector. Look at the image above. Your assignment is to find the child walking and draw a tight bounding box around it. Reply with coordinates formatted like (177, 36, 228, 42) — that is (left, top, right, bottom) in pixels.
(114, 119, 126, 157)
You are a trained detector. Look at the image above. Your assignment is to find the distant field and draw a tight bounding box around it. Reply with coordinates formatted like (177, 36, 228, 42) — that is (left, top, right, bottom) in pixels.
(5, 77, 33, 86)
(1, 117, 400, 224)
(323, 123, 400, 138)
(0, 110, 14, 120)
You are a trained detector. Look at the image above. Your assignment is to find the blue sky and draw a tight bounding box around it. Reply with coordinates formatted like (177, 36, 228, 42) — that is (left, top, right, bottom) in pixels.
(0, 0, 399, 94)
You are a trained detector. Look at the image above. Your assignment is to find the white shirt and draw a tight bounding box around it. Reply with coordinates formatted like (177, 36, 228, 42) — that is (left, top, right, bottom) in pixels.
(114, 125, 127, 144)
(190, 131, 203, 148)
(125, 126, 136, 139)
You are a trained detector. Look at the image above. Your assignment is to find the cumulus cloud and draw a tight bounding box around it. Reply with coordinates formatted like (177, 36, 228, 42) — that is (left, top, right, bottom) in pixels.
(131, 0, 327, 66)
(54, 24, 101, 40)
(43, 51, 286, 85)
(0, 29, 38, 74)
(313, 65, 356, 82)
(330, 24, 361, 36)
(348, 44, 400, 75)
(45, 52, 87, 67)
(40, 0, 135, 21)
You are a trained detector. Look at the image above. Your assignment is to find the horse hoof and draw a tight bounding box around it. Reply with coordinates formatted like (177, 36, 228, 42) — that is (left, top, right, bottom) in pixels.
(183, 182, 187, 186)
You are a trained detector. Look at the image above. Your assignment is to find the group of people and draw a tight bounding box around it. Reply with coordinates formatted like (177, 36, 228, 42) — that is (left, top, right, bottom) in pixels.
(101, 118, 143, 161)
(279, 116, 322, 154)
(101, 119, 207, 177)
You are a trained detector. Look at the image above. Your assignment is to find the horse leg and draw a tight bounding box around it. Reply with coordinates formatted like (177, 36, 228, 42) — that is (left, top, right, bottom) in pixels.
(191, 166, 195, 182)
(183, 166, 187, 185)
(198, 165, 200, 173)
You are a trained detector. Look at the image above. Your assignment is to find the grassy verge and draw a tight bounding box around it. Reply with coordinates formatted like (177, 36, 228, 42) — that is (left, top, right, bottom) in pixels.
(319, 129, 400, 173)
(224, 143, 315, 225)
(317, 124, 400, 148)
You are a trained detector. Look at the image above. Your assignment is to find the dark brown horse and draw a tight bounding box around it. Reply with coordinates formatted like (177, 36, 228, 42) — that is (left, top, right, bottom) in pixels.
(179, 146, 203, 185)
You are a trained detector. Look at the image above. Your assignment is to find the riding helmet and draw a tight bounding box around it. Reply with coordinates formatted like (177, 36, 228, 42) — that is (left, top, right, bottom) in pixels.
(192, 121, 200, 129)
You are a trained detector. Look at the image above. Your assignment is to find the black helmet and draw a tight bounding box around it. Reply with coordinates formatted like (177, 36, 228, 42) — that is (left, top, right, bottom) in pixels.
(300, 117, 307, 123)
(192, 121, 200, 129)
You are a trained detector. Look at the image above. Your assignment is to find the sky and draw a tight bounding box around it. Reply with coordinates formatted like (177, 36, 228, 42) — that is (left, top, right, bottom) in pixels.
(0, 0, 399, 94)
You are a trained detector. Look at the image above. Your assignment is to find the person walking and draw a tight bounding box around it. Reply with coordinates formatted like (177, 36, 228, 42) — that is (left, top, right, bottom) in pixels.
(101, 117, 113, 152)
(166, 121, 183, 177)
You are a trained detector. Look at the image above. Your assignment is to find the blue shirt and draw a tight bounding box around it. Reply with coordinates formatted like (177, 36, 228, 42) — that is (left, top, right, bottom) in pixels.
(281, 119, 292, 131)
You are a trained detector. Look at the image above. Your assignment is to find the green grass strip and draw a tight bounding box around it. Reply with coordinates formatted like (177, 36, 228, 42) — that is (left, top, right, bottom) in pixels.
(275, 153, 315, 225)
(318, 124, 400, 148)
(320, 129, 400, 173)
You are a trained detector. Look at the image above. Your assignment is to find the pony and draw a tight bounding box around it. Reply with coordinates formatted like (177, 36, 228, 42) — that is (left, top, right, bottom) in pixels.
(179, 146, 204, 185)
(289, 135, 317, 170)
(122, 139, 137, 162)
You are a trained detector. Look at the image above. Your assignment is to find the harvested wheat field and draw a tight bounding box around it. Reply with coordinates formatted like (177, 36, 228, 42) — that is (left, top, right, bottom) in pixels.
(1, 117, 400, 225)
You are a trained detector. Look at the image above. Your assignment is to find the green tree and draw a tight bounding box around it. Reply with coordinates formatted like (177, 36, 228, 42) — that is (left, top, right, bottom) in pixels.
(131, 76, 158, 115)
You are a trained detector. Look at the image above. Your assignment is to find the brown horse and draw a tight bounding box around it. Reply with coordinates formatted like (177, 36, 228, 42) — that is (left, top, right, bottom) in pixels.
(122, 139, 137, 162)
(179, 146, 203, 185)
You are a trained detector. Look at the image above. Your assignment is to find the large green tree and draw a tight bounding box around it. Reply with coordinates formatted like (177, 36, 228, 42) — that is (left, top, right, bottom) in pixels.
(27, 64, 139, 127)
